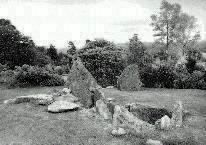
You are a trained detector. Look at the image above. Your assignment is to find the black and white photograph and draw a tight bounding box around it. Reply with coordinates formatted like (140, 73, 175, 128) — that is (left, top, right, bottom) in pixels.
(0, 0, 206, 144)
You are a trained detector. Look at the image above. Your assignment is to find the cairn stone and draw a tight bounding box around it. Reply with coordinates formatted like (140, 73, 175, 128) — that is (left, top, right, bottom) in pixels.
(66, 58, 99, 108)
(117, 64, 142, 91)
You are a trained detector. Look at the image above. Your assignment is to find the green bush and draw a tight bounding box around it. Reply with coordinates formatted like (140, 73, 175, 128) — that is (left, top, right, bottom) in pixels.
(7, 64, 65, 88)
(140, 63, 176, 88)
(174, 69, 206, 89)
(78, 39, 126, 87)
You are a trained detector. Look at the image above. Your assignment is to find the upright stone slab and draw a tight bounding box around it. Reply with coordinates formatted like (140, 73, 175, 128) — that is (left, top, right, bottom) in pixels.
(117, 64, 142, 91)
(96, 99, 112, 120)
(67, 58, 99, 108)
(171, 101, 183, 127)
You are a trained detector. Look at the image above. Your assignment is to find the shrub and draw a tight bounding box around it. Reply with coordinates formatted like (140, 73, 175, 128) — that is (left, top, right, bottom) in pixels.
(174, 69, 206, 89)
(7, 65, 65, 88)
(140, 63, 176, 88)
(54, 66, 64, 75)
(78, 39, 126, 87)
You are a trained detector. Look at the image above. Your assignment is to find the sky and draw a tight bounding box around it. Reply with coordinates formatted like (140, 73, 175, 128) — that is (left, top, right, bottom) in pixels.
(0, 0, 205, 48)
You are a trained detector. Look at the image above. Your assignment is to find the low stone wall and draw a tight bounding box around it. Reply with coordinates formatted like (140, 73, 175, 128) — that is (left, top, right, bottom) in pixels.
(113, 105, 155, 134)
(95, 90, 183, 136)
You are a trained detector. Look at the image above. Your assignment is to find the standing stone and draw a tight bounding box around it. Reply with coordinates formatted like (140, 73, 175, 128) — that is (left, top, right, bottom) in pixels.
(117, 64, 142, 91)
(112, 105, 122, 128)
(171, 101, 183, 127)
(66, 58, 98, 108)
(96, 99, 112, 120)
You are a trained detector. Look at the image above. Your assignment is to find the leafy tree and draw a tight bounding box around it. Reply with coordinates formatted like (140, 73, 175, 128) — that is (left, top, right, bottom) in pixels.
(34, 46, 51, 67)
(47, 44, 58, 63)
(127, 34, 146, 68)
(151, 0, 200, 52)
(0, 19, 36, 68)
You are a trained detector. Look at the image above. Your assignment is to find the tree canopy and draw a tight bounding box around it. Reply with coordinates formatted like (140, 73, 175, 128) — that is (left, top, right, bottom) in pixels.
(151, 0, 200, 51)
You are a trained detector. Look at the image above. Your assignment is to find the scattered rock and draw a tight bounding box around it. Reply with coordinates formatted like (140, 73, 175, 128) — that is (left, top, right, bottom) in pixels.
(117, 64, 142, 91)
(96, 99, 112, 120)
(106, 86, 114, 89)
(155, 115, 171, 130)
(107, 97, 115, 102)
(48, 101, 79, 113)
(111, 127, 126, 136)
(62, 88, 71, 94)
(171, 101, 183, 127)
(146, 139, 163, 145)
(66, 58, 99, 108)
(4, 94, 54, 105)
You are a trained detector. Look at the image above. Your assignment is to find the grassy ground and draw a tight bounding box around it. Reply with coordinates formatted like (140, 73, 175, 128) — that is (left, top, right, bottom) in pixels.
(0, 85, 206, 145)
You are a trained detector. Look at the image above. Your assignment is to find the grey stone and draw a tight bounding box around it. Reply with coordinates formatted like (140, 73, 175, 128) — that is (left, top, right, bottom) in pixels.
(4, 94, 54, 105)
(171, 101, 183, 127)
(66, 58, 99, 108)
(48, 101, 79, 113)
(111, 127, 126, 136)
(96, 99, 112, 120)
(155, 115, 171, 130)
(117, 64, 142, 91)
(62, 88, 71, 94)
(146, 139, 163, 145)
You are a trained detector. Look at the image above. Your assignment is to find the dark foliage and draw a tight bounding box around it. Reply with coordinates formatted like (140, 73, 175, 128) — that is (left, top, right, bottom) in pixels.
(7, 65, 65, 88)
(78, 39, 126, 87)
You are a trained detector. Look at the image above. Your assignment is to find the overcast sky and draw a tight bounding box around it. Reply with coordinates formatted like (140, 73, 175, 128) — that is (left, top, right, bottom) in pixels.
(0, 0, 205, 48)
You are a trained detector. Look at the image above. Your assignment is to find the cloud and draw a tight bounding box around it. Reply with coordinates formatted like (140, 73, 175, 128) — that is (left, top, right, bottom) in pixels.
(0, 0, 103, 5)
(0, 0, 154, 48)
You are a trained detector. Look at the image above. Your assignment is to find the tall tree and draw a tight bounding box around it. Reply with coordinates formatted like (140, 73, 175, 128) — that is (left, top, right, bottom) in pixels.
(0, 19, 36, 68)
(151, 0, 200, 52)
(47, 44, 58, 63)
(127, 34, 146, 68)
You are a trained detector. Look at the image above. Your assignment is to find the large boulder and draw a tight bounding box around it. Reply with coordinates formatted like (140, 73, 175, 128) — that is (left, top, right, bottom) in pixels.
(117, 64, 142, 91)
(66, 58, 99, 108)
(48, 101, 80, 113)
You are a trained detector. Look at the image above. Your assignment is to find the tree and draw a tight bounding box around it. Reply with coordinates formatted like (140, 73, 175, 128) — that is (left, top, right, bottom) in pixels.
(151, 0, 200, 52)
(34, 46, 51, 67)
(0, 19, 36, 68)
(47, 44, 58, 63)
(127, 34, 146, 68)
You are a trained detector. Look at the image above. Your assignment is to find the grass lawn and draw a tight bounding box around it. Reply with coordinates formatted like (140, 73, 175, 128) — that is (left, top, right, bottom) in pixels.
(0, 85, 206, 145)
